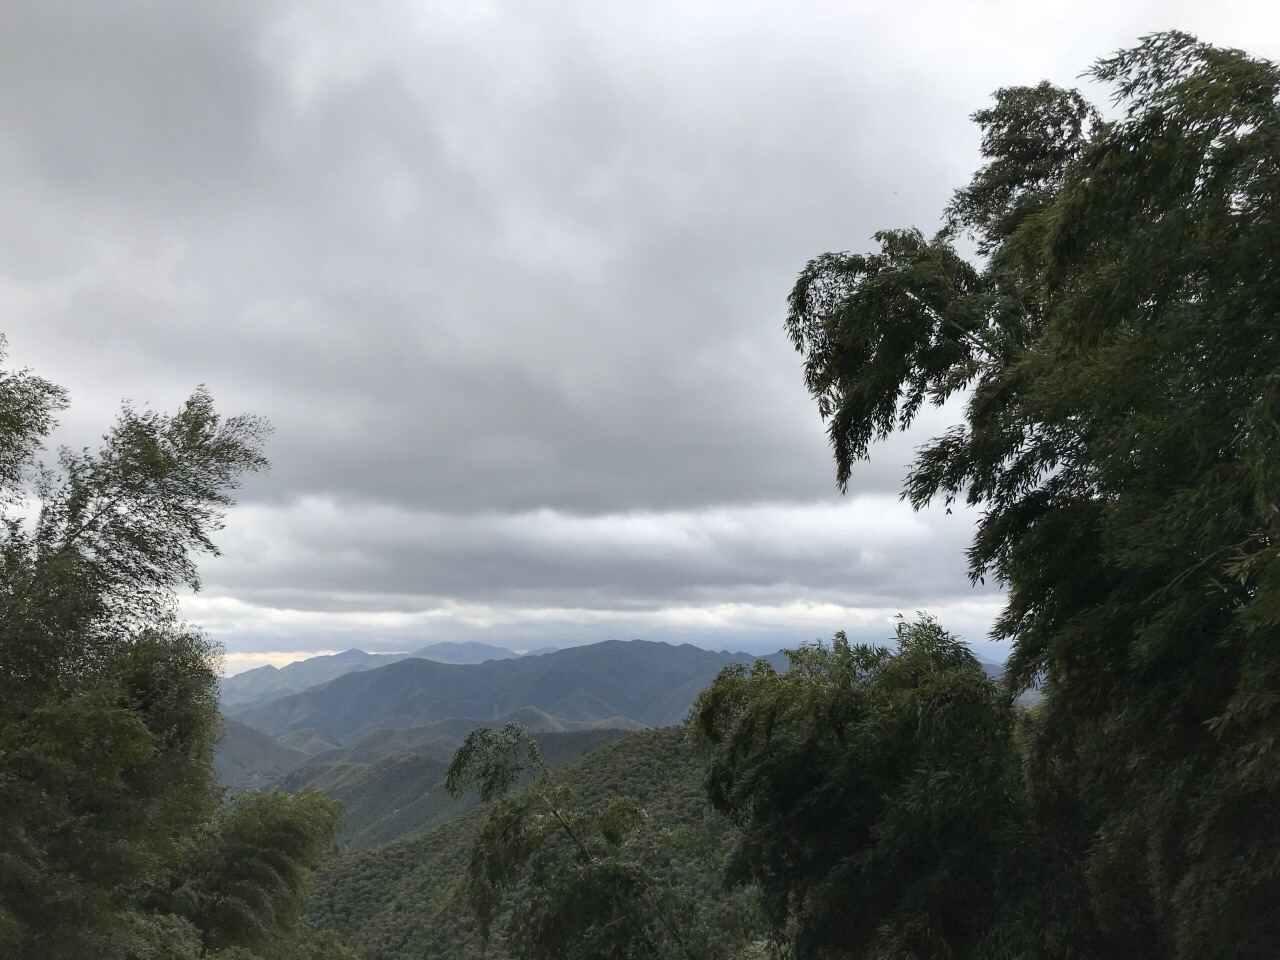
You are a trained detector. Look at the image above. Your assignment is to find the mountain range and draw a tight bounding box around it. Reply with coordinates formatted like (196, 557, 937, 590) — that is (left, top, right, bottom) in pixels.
(216, 638, 1009, 856)
(216, 638, 760, 850)
(226, 639, 782, 742)
(218, 640, 524, 707)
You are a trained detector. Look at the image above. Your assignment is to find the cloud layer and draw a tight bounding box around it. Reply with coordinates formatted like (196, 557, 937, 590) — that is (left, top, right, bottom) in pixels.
(2, 1, 1275, 670)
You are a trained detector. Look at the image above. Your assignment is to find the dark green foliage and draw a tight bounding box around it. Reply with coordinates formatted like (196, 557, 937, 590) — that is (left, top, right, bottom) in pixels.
(779, 31, 1280, 958)
(0, 341, 352, 958)
(445, 722, 760, 960)
(446, 721, 547, 802)
(0, 624, 226, 958)
(694, 619, 1015, 958)
(166, 789, 348, 958)
(306, 728, 761, 960)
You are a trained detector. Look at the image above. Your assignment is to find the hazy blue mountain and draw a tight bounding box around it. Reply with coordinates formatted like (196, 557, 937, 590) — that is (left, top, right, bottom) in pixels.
(230, 639, 780, 742)
(275, 728, 342, 755)
(521, 645, 560, 657)
(219, 649, 412, 707)
(219, 642, 525, 709)
(407, 640, 519, 664)
(213, 717, 310, 791)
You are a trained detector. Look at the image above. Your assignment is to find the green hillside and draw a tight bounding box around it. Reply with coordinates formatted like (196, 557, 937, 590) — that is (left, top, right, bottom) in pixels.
(277, 728, 343, 755)
(280, 753, 458, 850)
(282, 726, 635, 849)
(308, 706, 642, 766)
(213, 716, 310, 791)
(304, 727, 749, 959)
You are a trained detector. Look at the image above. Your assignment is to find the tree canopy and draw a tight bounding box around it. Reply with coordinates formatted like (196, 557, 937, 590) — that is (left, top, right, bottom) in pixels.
(445, 722, 762, 960)
(694, 619, 1015, 959)
(696, 31, 1280, 959)
(0, 339, 351, 959)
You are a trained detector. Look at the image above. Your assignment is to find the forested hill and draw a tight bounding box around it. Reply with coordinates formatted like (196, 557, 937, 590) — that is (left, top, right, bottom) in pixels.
(280, 725, 635, 850)
(229, 640, 782, 742)
(304, 726, 742, 960)
(214, 717, 310, 791)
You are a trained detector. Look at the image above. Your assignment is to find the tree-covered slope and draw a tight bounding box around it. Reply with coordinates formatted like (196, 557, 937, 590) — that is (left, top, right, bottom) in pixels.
(305, 706, 641, 767)
(0, 356, 352, 958)
(304, 727, 739, 960)
(281, 726, 635, 850)
(213, 717, 311, 792)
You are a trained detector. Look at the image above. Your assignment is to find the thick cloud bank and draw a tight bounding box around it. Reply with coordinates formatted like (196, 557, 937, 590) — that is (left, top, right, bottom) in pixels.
(2, 1, 1274, 670)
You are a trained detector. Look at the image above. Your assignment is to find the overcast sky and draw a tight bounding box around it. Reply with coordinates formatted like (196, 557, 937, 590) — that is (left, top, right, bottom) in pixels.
(3, 2, 1276, 673)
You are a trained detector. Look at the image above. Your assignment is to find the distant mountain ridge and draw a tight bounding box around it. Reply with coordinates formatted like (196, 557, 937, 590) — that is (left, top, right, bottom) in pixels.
(218, 641, 521, 707)
(215, 639, 1012, 849)
(229, 639, 784, 742)
(408, 641, 524, 664)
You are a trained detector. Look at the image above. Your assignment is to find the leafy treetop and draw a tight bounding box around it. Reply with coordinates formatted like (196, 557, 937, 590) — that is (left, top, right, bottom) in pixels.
(782, 31, 1280, 958)
(0, 338, 350, 960)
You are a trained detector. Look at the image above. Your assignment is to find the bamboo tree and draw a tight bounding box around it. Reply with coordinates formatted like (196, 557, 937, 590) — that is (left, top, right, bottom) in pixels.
(446, 722, 762, 960)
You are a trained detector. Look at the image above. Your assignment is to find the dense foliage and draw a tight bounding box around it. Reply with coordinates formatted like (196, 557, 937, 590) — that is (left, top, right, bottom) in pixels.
(691, 31, 1280, 959)
(0, 342, 350, 959)
(445, 722, 760, 960)
(307, 727, 761, 960)
(695, 619, 1016, 958)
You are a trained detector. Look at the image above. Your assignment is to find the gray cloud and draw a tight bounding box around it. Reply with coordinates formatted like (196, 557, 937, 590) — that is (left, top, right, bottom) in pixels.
(196, 496, 984, 606)
(2, 1, 1276, 669)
